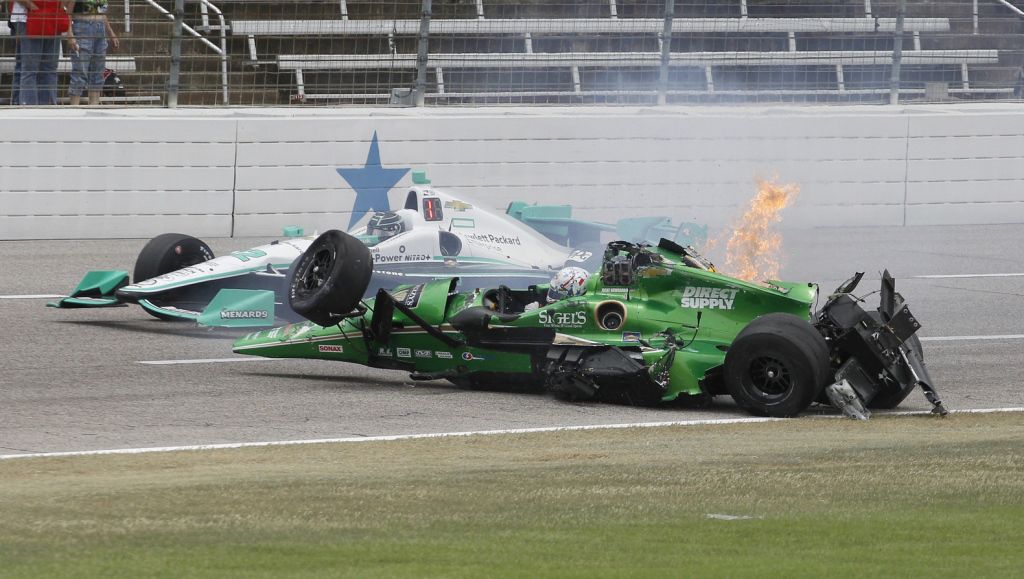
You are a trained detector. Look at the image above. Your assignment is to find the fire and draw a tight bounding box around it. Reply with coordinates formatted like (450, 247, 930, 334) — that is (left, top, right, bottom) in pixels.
(722, 178, 799, 282)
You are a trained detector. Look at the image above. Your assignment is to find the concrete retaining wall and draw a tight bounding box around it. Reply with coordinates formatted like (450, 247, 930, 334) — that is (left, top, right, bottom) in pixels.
(1, 104, 1022, 240)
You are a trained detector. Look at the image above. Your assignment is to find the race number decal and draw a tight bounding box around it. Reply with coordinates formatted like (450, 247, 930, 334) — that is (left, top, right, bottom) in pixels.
(565, 249, 593, 263)
(231, 249, 268, 262)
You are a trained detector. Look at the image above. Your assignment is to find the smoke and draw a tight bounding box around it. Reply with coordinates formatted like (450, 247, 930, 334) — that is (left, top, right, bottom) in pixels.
(718, 178, 799, 283)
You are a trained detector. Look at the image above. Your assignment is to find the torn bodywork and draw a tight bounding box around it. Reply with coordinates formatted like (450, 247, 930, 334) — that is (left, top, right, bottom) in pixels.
(235, 233, 944, 419)
(815, 271, 947, 417)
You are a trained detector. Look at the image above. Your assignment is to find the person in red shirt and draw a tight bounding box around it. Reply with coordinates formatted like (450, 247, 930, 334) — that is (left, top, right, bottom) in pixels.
(6, 0, 36, 104)
(17, 0, 73, 105)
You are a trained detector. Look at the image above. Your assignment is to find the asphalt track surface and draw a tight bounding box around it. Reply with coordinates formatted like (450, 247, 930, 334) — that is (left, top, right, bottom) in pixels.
(2, 224, 1023, 456)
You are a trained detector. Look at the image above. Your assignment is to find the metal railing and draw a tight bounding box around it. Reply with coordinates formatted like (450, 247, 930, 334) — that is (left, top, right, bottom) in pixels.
(144, 0, 228, 104)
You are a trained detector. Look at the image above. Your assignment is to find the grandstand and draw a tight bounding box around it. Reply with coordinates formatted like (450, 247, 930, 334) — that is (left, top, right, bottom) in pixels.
(1, 0, 1022, 105)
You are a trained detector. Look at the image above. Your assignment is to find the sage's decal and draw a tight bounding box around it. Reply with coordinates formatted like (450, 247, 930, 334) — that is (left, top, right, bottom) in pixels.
(538, 309, 587, 328)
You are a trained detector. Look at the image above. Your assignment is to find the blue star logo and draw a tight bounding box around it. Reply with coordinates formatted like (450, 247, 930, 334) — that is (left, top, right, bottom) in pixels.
(337, 132, 410, 230)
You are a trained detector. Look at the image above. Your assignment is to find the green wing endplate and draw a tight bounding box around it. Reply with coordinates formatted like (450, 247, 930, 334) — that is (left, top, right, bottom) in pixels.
(47, 270, 129, 309)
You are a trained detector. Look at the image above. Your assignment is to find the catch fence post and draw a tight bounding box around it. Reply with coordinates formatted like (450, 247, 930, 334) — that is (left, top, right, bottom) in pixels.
(415, 0, 432, 106)
(658, 0, 675, 105)
(889, 0, 906, 105)
(167, 0, 185, 108)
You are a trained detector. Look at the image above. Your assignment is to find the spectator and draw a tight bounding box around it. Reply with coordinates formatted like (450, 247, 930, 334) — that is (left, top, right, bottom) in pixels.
(67, 0, 118, 106)
(19, 0, 71, 105)
(7, 0, 35, 105)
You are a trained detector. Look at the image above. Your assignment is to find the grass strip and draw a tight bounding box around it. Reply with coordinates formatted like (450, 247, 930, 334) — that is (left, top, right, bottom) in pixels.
(1, 413, 1022, 578)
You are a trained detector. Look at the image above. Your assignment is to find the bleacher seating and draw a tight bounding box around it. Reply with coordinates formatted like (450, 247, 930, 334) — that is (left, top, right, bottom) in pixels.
(0, 56, 138, 74)
(228, 9, 1009, 103)
(3, 0, 1019, 105)
(231, 18, 953, 62)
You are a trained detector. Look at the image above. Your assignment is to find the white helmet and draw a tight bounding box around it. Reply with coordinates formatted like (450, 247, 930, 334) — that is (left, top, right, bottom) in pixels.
(546, 266, 590, 303)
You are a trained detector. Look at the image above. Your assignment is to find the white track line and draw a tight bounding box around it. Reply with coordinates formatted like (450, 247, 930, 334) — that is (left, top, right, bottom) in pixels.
(920, 335, 1024, 342)
(138, 357, 277, 366)
(0, 294, 64, 299)
(2, 407, 1021, 461)
(914, 273, 1024, 279)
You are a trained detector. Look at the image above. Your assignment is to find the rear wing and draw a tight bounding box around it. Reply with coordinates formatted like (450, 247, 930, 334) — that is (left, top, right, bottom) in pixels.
(506, 201, 707, 249)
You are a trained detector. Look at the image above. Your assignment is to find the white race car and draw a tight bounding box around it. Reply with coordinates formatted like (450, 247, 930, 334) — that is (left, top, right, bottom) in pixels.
(50, 181, 703, 328)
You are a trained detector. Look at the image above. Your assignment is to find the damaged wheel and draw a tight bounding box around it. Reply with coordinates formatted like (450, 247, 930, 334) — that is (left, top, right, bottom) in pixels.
(288, 230, 373, 327)
(724, 313, 830, 417)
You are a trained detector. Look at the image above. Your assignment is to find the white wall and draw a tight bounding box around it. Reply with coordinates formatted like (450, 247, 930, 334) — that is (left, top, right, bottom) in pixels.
(2, 104, 1023, 240)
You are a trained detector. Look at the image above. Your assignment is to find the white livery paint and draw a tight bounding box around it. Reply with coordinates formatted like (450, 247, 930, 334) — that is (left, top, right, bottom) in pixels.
(115, 185, 584, 301)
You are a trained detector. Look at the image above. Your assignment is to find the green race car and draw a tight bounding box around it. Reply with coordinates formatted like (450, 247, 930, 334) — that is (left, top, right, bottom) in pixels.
(233, 230, 945, 418)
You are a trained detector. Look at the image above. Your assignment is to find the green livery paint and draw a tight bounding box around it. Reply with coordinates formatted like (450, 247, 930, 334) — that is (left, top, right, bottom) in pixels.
(235, 230, 944, 418)
(197, 289, 276, 328)
(138, 299, 201, 320)
(234, 238, 822, 412)
(47, 270, 129, 309)
(230, 249, 269, 263)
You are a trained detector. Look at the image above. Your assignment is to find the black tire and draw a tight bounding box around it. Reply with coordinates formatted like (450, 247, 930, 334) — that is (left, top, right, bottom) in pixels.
(724, 313, 831, 417)
(288, 230, 373, 327)
(132, 233, 215, 321)
(277, 255, 305, 322)
(867, 334, 924, 409)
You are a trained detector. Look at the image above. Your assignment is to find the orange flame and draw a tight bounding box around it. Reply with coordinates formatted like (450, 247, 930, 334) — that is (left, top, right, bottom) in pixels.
(722, 178, 799, 282)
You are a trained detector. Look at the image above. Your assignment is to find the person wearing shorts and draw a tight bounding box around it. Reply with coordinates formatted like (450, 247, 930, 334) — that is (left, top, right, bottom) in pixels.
(66, 0, 118, 105)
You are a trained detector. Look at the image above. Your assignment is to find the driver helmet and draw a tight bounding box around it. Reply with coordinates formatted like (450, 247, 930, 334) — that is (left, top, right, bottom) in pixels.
(366, 211, 405, 240)
(546, 266, 590, 303)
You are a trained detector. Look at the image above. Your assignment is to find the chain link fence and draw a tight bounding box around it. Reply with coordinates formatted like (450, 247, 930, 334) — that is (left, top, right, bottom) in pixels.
(3, 0, 1023, 107)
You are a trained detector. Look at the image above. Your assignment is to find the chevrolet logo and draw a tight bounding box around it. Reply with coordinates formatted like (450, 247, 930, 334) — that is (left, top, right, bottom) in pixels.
(444, 200, 473, 211)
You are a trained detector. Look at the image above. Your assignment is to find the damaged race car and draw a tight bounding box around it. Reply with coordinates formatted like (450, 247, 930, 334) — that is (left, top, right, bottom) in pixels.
(48, 177, 705, 328)
(233, 230, 946, 419)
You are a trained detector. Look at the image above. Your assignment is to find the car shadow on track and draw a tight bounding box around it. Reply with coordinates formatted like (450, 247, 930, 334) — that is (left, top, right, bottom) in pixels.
(241, 370, 750, 414)
(53, 320, 249, 340)
(243, 370, 542, 397)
